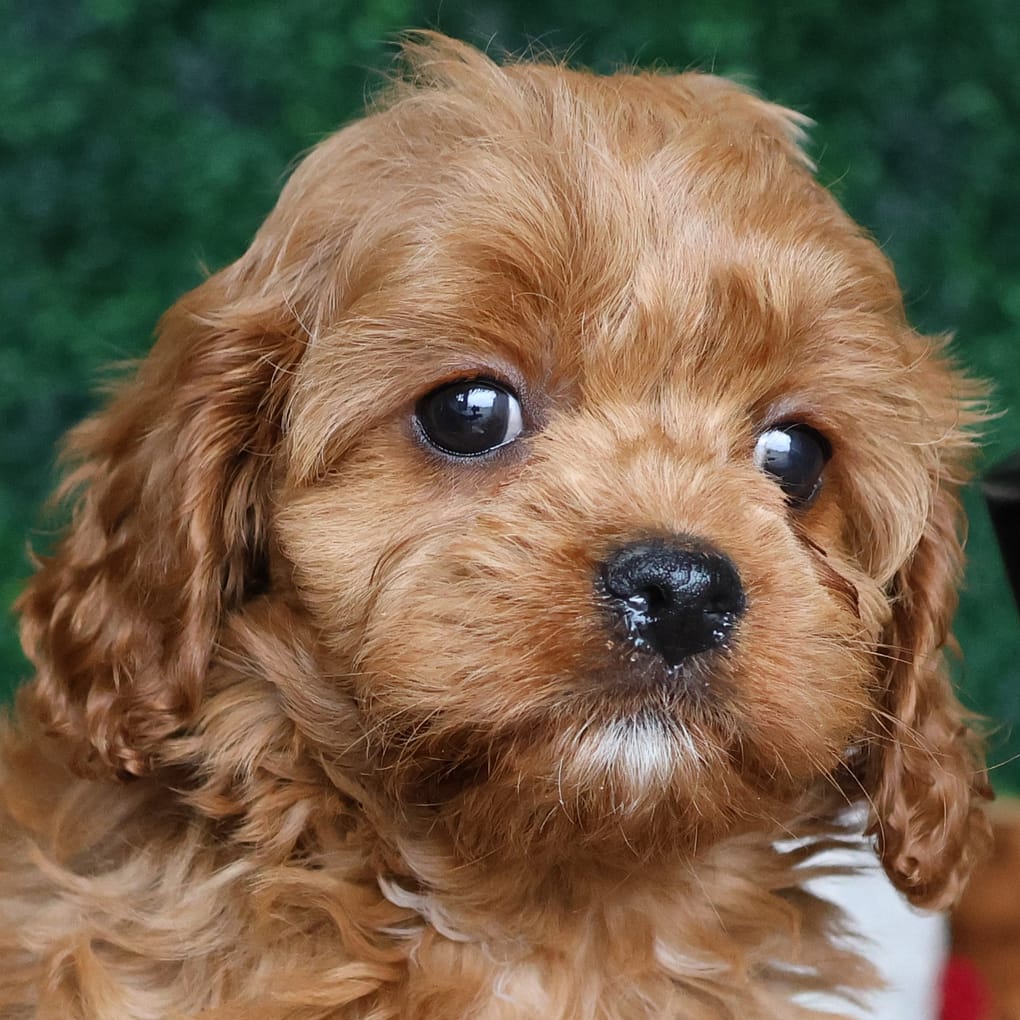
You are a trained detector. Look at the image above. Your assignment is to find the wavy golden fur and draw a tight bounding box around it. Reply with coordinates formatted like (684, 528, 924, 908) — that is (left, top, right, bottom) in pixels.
(0, 34, 991, 1019)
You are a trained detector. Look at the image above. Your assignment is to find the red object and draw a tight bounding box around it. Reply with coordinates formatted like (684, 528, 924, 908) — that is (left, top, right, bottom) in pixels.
(940, 955, 992, 1020)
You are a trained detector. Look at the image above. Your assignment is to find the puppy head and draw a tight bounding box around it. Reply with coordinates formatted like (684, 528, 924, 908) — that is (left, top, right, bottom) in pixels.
(19, 35, 988, 906)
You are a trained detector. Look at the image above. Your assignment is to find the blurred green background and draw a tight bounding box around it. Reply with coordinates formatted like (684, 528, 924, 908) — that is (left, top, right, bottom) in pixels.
(3, 0, 1019, 783)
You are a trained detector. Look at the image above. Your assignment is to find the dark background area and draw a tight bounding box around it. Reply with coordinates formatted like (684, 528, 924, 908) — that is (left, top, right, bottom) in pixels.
(3, 0, 1019, 783)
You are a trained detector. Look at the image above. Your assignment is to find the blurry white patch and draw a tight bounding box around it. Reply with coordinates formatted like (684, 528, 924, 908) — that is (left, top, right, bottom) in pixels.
(791, 824, 949, 1020)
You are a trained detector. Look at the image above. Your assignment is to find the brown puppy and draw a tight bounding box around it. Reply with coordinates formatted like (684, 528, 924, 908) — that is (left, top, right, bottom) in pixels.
(0, 34, 990, 1019)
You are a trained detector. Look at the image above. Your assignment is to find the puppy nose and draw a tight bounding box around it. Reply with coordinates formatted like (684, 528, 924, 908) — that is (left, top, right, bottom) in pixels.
(599, 539, 746, 667)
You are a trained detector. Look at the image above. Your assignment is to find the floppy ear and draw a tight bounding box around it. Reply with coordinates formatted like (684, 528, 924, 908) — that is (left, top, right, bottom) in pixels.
(866, 483, 992, 910)
(16, 265, 302, 778)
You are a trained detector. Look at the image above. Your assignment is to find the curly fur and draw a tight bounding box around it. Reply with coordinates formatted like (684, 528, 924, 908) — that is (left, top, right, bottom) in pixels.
(0, 34, 990, 1019)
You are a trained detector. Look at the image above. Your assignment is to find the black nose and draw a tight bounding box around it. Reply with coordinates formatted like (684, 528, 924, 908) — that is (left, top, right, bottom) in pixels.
(599, 539, 746, 667)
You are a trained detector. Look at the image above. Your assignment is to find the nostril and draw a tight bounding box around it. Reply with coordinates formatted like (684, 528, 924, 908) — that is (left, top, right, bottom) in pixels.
(631, 583, 668, 614)
(703, 583, 744, 617)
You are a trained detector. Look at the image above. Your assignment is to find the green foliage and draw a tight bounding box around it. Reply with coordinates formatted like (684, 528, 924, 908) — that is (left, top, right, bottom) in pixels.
(3, 0, 1019, 781)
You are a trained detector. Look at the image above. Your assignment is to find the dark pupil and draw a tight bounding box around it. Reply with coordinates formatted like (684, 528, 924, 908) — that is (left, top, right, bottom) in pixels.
(760, 426, 827, 502)
(420, 383, 510, 455)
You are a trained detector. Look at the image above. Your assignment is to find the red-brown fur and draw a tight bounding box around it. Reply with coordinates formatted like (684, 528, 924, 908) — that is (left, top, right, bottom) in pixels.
(0, 34, 991, 1019)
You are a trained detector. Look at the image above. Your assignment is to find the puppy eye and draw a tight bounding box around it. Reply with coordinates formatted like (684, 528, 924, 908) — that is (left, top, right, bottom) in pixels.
(416, 380, 524, 457)
(753, 424, 832, 507)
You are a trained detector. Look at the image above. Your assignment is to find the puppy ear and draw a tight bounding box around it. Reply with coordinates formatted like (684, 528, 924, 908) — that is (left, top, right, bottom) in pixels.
(866, 484, 992, 909)
(16, 265, 301, 778)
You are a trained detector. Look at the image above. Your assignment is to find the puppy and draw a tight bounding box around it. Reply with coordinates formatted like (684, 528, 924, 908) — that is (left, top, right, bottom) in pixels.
(0, 33, 991, 1020)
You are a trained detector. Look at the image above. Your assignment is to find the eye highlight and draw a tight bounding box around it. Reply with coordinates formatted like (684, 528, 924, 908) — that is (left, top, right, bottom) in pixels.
(416, 379, 524, 457)
(753, 424, 832, 507)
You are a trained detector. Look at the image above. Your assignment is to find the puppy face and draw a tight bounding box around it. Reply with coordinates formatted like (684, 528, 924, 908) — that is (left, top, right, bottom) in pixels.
(19, 36, 988, 906)
(273, 52, 963, 850)
(278, 172, 879, 834)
